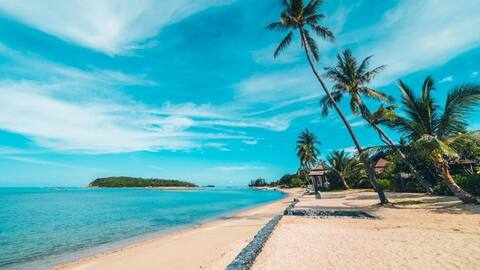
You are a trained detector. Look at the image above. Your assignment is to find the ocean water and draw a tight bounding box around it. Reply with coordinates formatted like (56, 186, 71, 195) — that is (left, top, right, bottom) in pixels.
(0, 187, 284, 269)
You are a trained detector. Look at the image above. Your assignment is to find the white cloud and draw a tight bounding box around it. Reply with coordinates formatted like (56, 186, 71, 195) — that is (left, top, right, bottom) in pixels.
(471, 71, 479, 78)
(234, 68, 321, 105)
(0, 43, 320, 153)
(346, 0, 480, 86)
(0, 0, 234, 54)
(242, 140, 258, 145)
(439, 75, 454, 83)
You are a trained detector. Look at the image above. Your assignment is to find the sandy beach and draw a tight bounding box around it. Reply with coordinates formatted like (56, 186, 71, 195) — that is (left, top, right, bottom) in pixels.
(55, 188, 302, 270)
(252, 190, 480, 270)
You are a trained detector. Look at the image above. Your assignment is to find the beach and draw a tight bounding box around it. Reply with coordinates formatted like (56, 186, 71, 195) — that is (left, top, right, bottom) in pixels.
(55, 188, 302, 270)
(252, 190, 480, 270)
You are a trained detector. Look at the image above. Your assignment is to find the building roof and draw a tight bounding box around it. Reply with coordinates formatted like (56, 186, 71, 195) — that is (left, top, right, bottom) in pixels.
(374, 158, 389, 173)
(309, 164, 330, 176)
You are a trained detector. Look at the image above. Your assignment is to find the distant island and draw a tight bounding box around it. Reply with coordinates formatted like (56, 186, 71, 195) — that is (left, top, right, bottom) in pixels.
(89, 177, 197, 188)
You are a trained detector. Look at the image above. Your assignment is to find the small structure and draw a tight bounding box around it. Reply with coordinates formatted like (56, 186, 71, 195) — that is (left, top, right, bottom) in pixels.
(374, 158, 389, 173)
(449, 159, 477, 175)
(309, 164, 331, 195)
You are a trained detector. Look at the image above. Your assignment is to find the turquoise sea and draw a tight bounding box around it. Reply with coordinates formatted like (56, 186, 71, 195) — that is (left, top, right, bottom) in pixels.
(0, 187, 284, 269)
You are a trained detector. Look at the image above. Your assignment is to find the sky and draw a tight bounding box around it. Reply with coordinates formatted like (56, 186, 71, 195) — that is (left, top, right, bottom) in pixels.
(0, 0, 479, 187)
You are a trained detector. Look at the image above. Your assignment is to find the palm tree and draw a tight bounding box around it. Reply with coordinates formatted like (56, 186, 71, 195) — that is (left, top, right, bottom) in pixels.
(385, 76, 480, 203)
(321, 49, 434, 193)
(267, 0, 388, 203)
(296, 129, 320, 190)
(326, 150, 356, 189)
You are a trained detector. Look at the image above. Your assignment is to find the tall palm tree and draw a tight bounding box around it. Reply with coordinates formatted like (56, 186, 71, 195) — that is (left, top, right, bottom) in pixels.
(385, 76, 480, 204)
(326, 150, 356, 189)
(296, 129, 320, 189)
(267, 0, 388, 203)
(321, 49, 434, 193)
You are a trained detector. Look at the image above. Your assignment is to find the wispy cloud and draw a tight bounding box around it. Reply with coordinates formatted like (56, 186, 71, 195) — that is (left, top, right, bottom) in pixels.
(0, 0, 235, 55)
(242, 140, 258, 145)
(471, 71, 479, 78)
(0, 44, 314, 154)
(439, 75, 454, 83)
(344, 0, 480, 86)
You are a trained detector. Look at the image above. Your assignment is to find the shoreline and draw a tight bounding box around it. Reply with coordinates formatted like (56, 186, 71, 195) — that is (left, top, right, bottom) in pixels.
(55, 188, 300, 270)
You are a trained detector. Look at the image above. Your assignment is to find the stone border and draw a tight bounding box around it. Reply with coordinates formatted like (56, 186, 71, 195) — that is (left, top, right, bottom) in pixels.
(285, 209, 375, 219)
(225, 215, 283, 270)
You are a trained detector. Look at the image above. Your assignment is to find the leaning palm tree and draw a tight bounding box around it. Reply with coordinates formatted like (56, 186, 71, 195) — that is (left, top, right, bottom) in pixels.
(321, 49, 434, 193)
(326, 150, 356, 189)
(267, 0, 388, 203)
(384, 76, 480, 204)
(296, 129, 320, 190)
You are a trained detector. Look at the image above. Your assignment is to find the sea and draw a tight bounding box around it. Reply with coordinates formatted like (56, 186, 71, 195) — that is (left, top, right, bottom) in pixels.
(0, 187, 284, 269)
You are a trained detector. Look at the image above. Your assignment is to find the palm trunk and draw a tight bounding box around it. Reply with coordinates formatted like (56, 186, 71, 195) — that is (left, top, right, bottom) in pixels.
(340, 175, 350, 189)
(435, 154, 478, 204)
(299, 29, 388, 204)
(357, 102, 434, 194)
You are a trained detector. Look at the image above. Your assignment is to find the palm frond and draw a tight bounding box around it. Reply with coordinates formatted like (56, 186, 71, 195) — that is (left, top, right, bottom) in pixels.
(437, 84, 480, 138)
(320, 90, 343, 116)
(357, 55, 373, 75)
(304, 14, 325, 25)
(266, 22, 289, 31)
(361, 87, 392, 103)
(303, 0, 323, 17)
(274, 31, 294, 58)
(309, 23, 335, 42)
(362, 65, 386, 82)
(290, 0, 304, 16)
(414, 135, 459, 159)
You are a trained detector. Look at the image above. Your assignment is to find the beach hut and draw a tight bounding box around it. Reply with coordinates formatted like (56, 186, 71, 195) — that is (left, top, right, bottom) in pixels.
(374, 158, 389, 173)
(449, 159, 477, 175)
(309, 164, 331, 195)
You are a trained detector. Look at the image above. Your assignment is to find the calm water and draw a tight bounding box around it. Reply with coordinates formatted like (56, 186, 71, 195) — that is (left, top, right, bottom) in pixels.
(0, 187, 284, 269)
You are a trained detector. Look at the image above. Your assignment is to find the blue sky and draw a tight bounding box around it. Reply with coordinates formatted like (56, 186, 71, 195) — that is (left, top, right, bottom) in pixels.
(0, 0, 479, 187)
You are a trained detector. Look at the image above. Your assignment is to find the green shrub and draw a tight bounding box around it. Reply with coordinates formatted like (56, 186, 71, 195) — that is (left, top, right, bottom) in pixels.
(405, 180, 424, 193)
(288, 177, 304, 188)
(377, 179, 393, 191)
(433, 174, 480, 196)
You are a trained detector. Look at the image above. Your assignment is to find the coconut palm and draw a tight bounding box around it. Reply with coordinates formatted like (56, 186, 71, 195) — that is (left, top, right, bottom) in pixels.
(267, 0, 388, 203)
(326, 150, 357, 189)
(321, 49, 434, 193)
(296, 129, 320, 189)
(385, 77, 480, 203)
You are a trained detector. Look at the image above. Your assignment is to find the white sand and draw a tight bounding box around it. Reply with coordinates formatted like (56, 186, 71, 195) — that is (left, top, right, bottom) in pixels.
(55, 188, 302, 270)
(252, 190, 480, 270)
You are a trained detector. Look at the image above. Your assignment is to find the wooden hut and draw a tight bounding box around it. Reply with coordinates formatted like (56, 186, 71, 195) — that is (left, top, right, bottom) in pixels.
(309, 164, 331, 194)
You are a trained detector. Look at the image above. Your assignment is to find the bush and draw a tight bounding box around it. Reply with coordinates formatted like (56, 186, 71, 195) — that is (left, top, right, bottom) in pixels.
(405, 180, 424, 193)
(433, 174, 480, 196)
(288, 177, 304, 188)
(249, 178, 267, 187)
(377, 179, 393, 191)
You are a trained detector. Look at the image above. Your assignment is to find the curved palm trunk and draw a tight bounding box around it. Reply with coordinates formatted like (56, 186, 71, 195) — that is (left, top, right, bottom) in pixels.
(357, 103, 434, 194)
(339, 174, 350, 189)
(435, 154, 478, 204)
(299, 29, 388, 204)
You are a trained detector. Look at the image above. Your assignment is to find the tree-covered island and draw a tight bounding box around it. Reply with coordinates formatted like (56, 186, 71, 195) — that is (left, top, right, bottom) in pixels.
(89, 177, 197, 188)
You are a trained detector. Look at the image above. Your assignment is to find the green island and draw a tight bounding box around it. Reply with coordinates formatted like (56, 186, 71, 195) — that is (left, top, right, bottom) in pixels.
(89, 177, 197, 188)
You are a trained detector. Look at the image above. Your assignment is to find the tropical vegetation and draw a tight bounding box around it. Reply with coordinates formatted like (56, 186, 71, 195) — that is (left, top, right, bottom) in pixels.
(380, 77, 480, 203)
(267, 0, 388, 203)
(89, 177, 197, 188)
(296, 129, 320, 188)
(321, 49, 434, 193)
